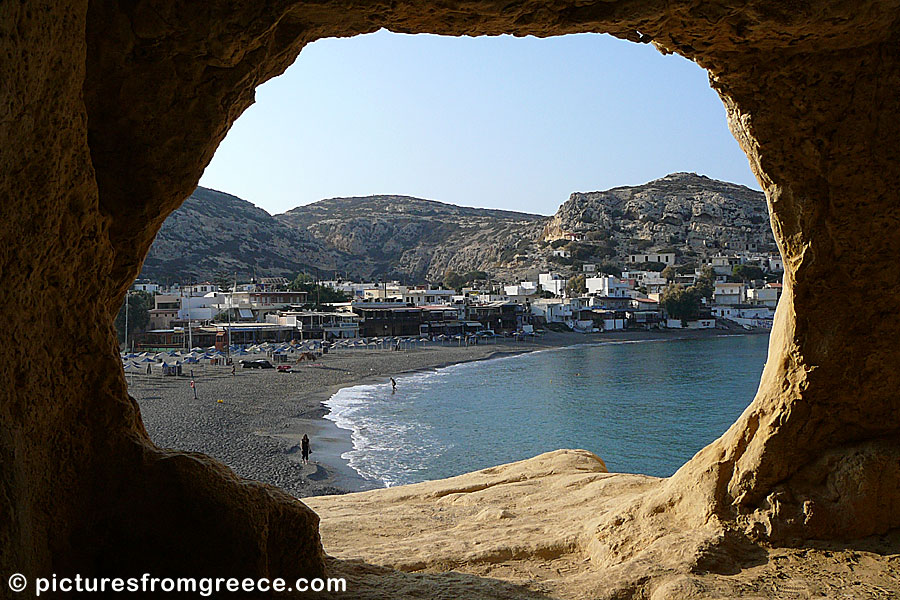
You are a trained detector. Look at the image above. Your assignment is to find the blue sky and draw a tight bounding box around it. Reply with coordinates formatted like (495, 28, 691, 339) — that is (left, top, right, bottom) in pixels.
(199, 30, 759, 216)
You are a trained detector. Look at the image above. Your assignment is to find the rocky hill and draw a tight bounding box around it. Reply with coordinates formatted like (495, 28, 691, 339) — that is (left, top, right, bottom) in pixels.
(140, 174, 774, 284)
(140, 187, 347, 282)
(542, 173, 773, 258)
(276, 195, 545, 282)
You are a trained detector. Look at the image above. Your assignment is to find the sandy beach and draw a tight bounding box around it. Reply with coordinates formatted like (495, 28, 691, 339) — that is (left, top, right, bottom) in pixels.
(131, 328, 763, 498)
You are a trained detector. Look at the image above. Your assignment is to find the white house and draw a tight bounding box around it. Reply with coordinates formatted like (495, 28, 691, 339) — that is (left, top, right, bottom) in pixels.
(131, 280, 159, 293)
(322, 281, 381, 299)
(502, 282, 540, 305)
(538, 272, 566, 296)
(714, 282, 746, 305)
(707, 254, 745, 276)
(401, 287, 455, 306)
(768, 255, 785, 272)
(504, 281, 538, 296)
(178, 292, 222, 321)
(183, 282, 218, 295)
(582, 263, 597, 273)
(552, 248, 571, 258)
(586, 275, 631, 298)
(530, 298, 573, 323)
(628, 252, 676, 265)
(216, 290, 309, 321)
(747, 286, 781, 307)
(622, 270, 668, 294)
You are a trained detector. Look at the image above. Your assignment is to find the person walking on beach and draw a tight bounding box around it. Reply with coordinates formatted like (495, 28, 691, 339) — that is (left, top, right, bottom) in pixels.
(146, 363, 152, 375)
(390, 377, 397, 394)
(231, 364, 236, 376)
(301, 434, 311, 465)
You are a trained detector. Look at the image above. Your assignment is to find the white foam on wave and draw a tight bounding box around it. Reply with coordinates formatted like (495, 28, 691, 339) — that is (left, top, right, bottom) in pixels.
(325, 377, 450, 487)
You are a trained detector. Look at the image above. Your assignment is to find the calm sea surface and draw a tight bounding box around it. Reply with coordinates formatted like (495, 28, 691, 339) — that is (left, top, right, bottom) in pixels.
(325, 335, 770, 487)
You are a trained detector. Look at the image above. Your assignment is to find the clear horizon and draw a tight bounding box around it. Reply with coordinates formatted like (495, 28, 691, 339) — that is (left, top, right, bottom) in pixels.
(199, 30, 760, 217)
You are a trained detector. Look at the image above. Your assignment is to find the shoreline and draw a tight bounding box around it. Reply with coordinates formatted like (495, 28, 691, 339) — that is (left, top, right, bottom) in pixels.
(130, 327, 767, 498)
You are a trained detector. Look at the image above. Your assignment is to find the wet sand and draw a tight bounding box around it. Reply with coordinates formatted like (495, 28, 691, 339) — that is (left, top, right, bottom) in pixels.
(131, 328, 762, 498)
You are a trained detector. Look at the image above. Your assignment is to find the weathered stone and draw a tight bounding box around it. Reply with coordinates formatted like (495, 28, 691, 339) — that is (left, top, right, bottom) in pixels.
(3, 0, 899, 596)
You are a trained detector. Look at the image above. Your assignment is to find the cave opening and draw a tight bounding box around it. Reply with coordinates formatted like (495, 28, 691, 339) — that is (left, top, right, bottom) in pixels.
(125, 30, 774, 501)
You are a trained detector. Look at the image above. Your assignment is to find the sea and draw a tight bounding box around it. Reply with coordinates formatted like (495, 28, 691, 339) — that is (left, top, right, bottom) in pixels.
(324, 334, 770, 487)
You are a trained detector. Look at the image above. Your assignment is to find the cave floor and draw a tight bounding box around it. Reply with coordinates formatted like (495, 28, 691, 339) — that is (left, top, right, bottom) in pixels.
(305, 450, 900, 599)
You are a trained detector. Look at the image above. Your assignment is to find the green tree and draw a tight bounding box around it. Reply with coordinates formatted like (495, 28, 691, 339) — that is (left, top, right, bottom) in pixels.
(567, 274, 587, 295)
(115, 291, 154, 344)
(733, 263, 766, 282)
(641, 261, 667, 272)
(693, 266, 716, 299)
(288, 272, 349, 306)
(288, 272, 314, 289)
(463, 270, 489, 283)
(660, 284, 701, 320)
(442, 269, 467, 291)
(596, 261, 623, 277)
(661, 265, 677, 282)
(213, 272, 232, 292)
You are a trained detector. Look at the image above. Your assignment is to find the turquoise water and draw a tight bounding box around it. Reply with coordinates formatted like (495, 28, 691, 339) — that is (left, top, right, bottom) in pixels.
(325, 335, 769, 486)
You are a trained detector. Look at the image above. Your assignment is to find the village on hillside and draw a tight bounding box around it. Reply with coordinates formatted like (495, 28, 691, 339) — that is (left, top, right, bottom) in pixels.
(121, 244, 784, 353)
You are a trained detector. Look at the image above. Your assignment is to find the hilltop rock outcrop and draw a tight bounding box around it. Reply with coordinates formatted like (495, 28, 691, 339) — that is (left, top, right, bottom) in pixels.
(3, 1, 900, 598)
(542, 173, 774, 255)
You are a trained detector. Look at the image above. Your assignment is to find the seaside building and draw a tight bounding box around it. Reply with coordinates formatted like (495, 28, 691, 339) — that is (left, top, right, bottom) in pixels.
(711, 305, 774, 329)
(363, 283, 403, 301)
(586, 275, 631, 298)
(178, 292, 222, 322)
(466, 301, 523, 332)
(266, 310, 360, 339)
(401, 286, 455, 306)
(713, 282, 746, 305)
(148, 294, 180, 330)
(131, 279, 159, 293)
(538, 272, 566, 296)
(746, 284, 782, 307)
(354, 306, 423, 337)
(418, 305, 468, 337)
(216, 290, 309, 321)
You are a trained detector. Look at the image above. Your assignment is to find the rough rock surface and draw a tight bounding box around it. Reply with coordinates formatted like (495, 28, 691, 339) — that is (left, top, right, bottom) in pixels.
(277, 194, 545, 282)
(3, 0, 900, 597)
(308, 451, 900, 599)
(143, 187, 335, 280)
(543, 172, 774, 255)
(145, 175, 771, 284)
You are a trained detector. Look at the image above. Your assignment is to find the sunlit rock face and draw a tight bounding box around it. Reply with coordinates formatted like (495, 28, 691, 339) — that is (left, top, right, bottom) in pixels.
(2, 0, 898, 595)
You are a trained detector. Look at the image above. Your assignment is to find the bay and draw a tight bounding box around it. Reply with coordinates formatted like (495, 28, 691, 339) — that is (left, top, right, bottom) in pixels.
(325, 334, 769, 487)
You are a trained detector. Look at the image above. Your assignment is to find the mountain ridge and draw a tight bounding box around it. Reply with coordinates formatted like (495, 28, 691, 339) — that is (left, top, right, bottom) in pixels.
(141, 173, 773, 283)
